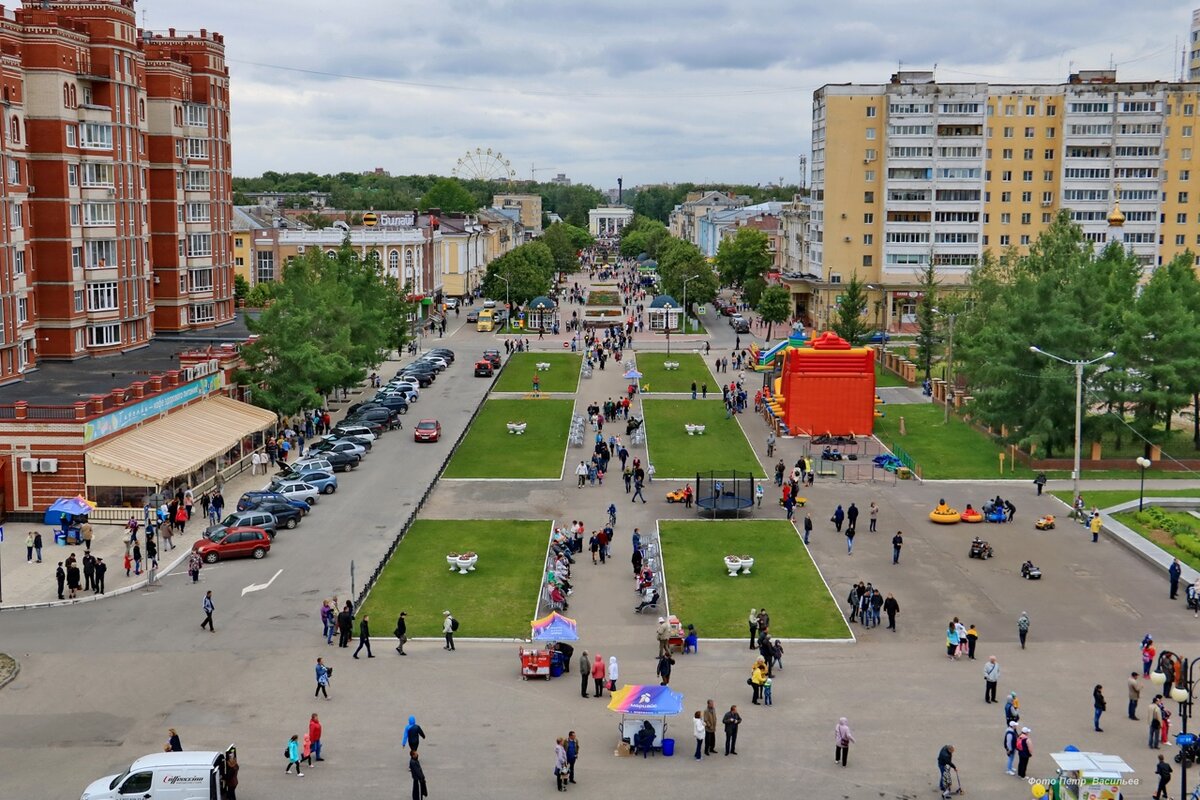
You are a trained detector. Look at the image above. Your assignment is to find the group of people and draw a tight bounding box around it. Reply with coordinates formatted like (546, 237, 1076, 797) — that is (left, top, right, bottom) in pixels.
(746, 608, 784, 705)
(847, 581, 899, 631)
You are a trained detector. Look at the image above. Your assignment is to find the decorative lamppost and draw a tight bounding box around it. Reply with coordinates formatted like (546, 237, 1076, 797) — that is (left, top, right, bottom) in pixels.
(1137, 456, 1152, 512)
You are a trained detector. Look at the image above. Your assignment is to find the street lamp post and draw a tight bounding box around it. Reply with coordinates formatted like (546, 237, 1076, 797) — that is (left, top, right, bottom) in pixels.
(682, 274, 699, 334)
(1137, 456, 1152, 511)
(1152, 659, 1198, 800)
(1029, 347, 1115, 505)
(665, 303, 673, 355)
(943, 313, 956, 424)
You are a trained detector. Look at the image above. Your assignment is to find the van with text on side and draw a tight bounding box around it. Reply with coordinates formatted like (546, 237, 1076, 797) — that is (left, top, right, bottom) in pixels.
(477, 308, 495, 332)
(80, 749, 234, 800)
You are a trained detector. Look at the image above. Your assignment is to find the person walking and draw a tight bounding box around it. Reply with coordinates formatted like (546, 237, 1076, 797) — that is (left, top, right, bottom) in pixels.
(579, 650, 590, 698)
(201, 591, 215, 632)
(693, 711, 706, 760)
(1004, 721, 1019, 775)
(965, 624, 979, 660)
(657, 616, 672, 658)
(575, 461, 587, 488)
(803, 513, 813, 544)
(834, 717, 855, 767)
(408, 751, 427, 799)
(442, 610, 456, 651)
(554, 738, 568, 792)
(284, 734, 304, 777)
(722, 705, 742, 755)
(1093, 684, 1106, 731)
(1128, 672, 1142, 720)
(167, 728, 183, 752)
(656, 653, 674, 686)
(1017, 612, 1030, 649)
(1170, 558, 1183, 600)
(403, 716, 426, 751)
(353, 615, 374, 658)
(703, 700, 718, 755)
(221, 747, 239, 800)
(55, 561, 65, 600)
(309, 714, 324, 762)
(1153, 753, 1173, 799)
(883, 593, 899, 631)
(631, 475, 646, 503)
(1143, 638, 1156, 678)
(314, 657, 330, 699)
(868, 503, 878, 533)
(1149, 695, 1164, 748)
(565, 731, 579, 784)
(1015, 727, 1032, 778)
(984, 656, 1000, 703)
(845, 525, 856, 555)
(394, 611, 408, 655)
(591, 653, 606, 697)
(606, 655, 619, 693)
(832, 504, 845, 532)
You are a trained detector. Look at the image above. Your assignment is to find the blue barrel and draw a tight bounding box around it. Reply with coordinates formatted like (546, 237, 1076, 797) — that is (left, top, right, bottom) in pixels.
(661, 738, 675, 757)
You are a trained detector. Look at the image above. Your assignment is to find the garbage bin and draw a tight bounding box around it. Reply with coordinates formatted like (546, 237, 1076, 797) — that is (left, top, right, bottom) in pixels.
(661, 738, 675, 757)
(550, 652, 564, 678)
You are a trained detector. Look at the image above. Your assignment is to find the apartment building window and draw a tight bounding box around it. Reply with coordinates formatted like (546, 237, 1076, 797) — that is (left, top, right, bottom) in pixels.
(1182, 170, 1191, 181)
(1000, 235, 1011, 246)
(1043, 191, 1054, 203)
(69, 205, 80, 226)
(81, 163, 114, 187)
(863, 213, 874, 224)
(1022, 171, 1033, 182)
(864, 170, 875, 182)
(176, 205, 184, 223)
(1187, 104, 1196, 115)
(1047, 105, 1057, 115)
(65, 124, 76, 147)
(17, 297, 27, 323)
(865, 128, 876, 140)
(73, 290, 84, 312)
(863, 234, 873, 244)
(1070, 102, 1110, 113)
(5, 158, 17, 185)
(82, 202, 115, 226)
(1185, 149, 1194, 161)
(188, 268, 213, 292)
(1043, 149, 1055, 161)
(1025, 105, 1037, 116)
(190, 303, 215, 323)
(80, 123, 112, 150)
(864, 148, 877, 160)
(1122, 101, 1158, 113)
(85, 240, 116, 269)
(1020, 235, 1031, 245)
(1177, 234, 1187, 246)
(865, 106, 876, 117)
(1003, 127, 1014, 138)
(256, 251, 275, 283)
(1024, 127, 1035, 138)
(1005, 104, 1015, 116)
(1003, 148, 1013, 159)
(864, 191, 875, 203)
(1043, 170, 1054, 181)
(187, 233, 212, 257)
(1021, 148, 1032, 160)
(1065, 168, 1111, 179)
(86, 282, 118, 311)
(1002, 170, 1012, 182)
(1021, 191, 1032, 202)
(9, 203, 20, 229)
(1021, 213, 1031, 224)
(1180, 192, 1190, 204)
(186, 138, 208, 160)
(1045, 128, 1056, 138)
(71, 247, 82, 270)
(1001, 191, 1012, 202)
(862, 255, 873, 267)
(1001, 213, 1011, 224)
(178, 239, 185, 258)
(1042, 213, 1052, 223)
(174, 141, 183, 159)
(87, 323, 119, 346)
(13, 250, 24, 275)
(186, 170, 209, 190)
(176, 172, 183, 190)
(187, 202, 211, 222)
(184, 104, 208, 127)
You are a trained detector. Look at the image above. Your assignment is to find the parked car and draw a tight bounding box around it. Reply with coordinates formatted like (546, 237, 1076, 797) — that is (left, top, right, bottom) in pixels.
(192, 527, 271, 563)
(403, 361, 439, 375)
(868, 330, 890, 344)
(466, 309, 479, 322)
(718, 304, 737, 316)
(416, 357, 447, 372)
(368, 397, 410, 414)
(396, 370, 434, 387)
(241, 498, 303, 529)
(482, 349, 502, 367)
(345, 407, 398, 429)
(273, 471, 338, 495)
(313, 432, 373, 451)
(207, 511, 277, 539)
(286, 457, 333, 474)
(307, 439, 367, 460)
(330, 424, 378, 441)
(304, 450, 359, 472)
(427, 348, 455, 362)
(414, 418, 442, 442)
(474, 360, 495, 377)
(443, 298, 458, 309)
(378, 385, 419, 402)
(237, 490, 313, 514)
(733, 318, 751, 334)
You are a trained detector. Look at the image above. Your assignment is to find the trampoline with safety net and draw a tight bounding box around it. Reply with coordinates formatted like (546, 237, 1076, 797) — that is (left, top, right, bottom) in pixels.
(693, 471, 756, 519)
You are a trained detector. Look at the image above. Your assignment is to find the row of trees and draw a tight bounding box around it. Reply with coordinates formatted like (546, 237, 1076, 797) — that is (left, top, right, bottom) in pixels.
(479, 222, 593, 306)
(232, 173, 605, 228)
(238, 243, 414, 416)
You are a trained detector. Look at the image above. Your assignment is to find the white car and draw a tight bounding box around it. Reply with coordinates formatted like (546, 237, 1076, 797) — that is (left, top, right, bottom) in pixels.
(330, 425, 376, 441)
(483, 299, 497, 309)
(417, 356, 448, 371)
(444, 298, 459, 309)
(267, 480, 320, 507)
(290, 457, 333, 473)
(378, 388, 418, 403)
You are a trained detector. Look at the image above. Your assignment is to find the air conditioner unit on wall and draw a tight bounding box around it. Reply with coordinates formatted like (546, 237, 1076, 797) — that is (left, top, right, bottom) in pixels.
(296, 245, 305, 253)
(39, 458, 58, 473)
(20, 457, 38, 473)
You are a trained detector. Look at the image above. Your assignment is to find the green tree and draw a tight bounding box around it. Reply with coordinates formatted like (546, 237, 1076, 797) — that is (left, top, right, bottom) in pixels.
(481, 242, 554, 307)
(233, 273, 249, 302)
(632, 185, 679, 223)
(656, 237, 718, 310)
(915, 262, 940, 381)
(540, 222, 591, 274)
(830, 273, 870, 345)
(756, 284, 791, 340)
(715, 227, 772, 288)
(419, 178, 479, 213)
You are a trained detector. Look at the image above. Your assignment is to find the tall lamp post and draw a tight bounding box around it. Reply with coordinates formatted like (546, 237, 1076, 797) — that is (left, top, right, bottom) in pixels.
(1029, 347, 1115, 505)
(1151, 661, 1196, 798)
(682, 274, 699, 334)
(497, 275, 511, 333)
(1137, 456, 1152, 511)
(931, 309, 958, 424)
(664, 303, 673, 355)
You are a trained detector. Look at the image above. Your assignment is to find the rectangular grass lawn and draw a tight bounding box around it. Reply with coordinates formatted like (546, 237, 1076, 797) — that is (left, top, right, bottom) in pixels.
(360, 519, 550, 638)
(444, 398, 573, 478)
(873, 402, 1010, 479)
(659, 520, 848, 639)
(493, 352, 582, 393)
(642, 399, 763, 478)
(638, 352, 715, 394)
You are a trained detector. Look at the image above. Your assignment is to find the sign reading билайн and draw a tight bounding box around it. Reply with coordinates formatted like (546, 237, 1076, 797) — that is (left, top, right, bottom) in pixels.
(82, 373, 225, 444)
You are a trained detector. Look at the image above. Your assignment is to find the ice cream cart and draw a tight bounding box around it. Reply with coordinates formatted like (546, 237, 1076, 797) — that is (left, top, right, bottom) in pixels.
(1047, 751, 1134, 800)
(520, 612, 579, 680)
(519, 647, 553, 680)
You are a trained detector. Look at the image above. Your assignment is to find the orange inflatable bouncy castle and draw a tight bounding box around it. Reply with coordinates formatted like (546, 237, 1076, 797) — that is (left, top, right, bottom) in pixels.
(775, 331, 876, 436)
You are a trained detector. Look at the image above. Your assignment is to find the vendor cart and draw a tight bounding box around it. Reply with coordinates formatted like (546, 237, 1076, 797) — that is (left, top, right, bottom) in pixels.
(1048, 751, 1134, 800)
(519, 647, 553, 680)
(521, 611, 579, 680)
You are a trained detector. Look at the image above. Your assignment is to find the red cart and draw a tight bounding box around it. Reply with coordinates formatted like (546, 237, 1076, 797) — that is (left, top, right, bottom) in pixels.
(519, 647, 553, 680)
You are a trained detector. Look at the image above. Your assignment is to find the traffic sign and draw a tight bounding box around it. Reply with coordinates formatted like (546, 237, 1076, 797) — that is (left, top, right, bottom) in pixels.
(363, 212, 378, 228)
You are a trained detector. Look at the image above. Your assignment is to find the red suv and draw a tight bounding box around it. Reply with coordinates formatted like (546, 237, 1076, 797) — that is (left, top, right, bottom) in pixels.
(192, 527, 271, 563)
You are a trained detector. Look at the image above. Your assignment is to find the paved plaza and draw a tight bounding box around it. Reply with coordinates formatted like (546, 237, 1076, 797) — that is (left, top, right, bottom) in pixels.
(1, 272, 1199, 799)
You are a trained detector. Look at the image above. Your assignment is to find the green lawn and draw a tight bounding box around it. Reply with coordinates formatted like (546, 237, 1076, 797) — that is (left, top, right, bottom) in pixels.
(638, 352, 715, 394)
(1113, 509, 1200, 572)
(359, 519, 550, 638)
(444, 398, 573, 478)
(493, 352, 582, 393)
(680, 316, 707, 334)
(874, 363, 909, 387)
(874, 402, 1012, 479)
(1051, 488, 1200, 508)
(642, 399, 763, 478)
(659, 520, 848, 639)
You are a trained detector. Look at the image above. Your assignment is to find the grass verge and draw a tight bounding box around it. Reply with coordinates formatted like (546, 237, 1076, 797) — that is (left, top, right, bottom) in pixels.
(493, 352, 582, 394)
(638, 352, 715, 394)
(1051, 488, 1200, 508)
(643, 399, 763, 478)
(873, 403, 1011, 479)
(444, 398, 573, 478)
(874, 363, 909, 388)
(659, 520, 848, 639)
(1113, 508, 1200, 572)
(359, 519, 550, 638)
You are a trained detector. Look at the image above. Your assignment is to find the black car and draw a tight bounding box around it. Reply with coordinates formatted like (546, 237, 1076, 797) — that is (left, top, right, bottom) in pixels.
(310, 450, 360, 472)
(403, 362, 438, 376)
(347, 407, 399, 427)
(334, 419, 385, 437)
(308, 440, 368, 460)
(241, 498, 304, 529)
(733, 318, 751, 334)
(397, 370, 434, 387)
(427, 349, 455, 362)
(313, 432, 373, 451)
(368, 397, 409, 415)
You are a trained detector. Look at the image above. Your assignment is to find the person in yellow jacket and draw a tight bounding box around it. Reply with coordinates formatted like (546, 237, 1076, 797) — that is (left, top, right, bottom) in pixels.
(750, 658, 768, 705)
(1090, 513, 1102, 543)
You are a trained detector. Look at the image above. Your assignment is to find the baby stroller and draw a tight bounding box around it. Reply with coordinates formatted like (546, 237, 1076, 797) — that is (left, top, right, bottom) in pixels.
(968, 537, 994, 560)
(940, 765, 963, 798)
(626, 417, 643, 436)
(1176, 731, 1200, 767)
(1187, 584, 1200, 614)
(1020, 561, 1042, 580)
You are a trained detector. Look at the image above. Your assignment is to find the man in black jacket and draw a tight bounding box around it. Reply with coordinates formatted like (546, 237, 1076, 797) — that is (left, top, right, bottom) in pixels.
(722, 706, 742, 755)
(394, 611, 408, 655)
(353, 615, 374, 658)
(883, 593, 900, 631)
(337, 604, 353, 648)
(55, 562, 65, 599)
(409, 751, 428, 799)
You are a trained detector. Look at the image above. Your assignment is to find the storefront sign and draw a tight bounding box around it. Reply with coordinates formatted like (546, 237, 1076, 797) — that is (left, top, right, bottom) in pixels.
(83, 373, 225, 444)
(380, 214, 414, 228)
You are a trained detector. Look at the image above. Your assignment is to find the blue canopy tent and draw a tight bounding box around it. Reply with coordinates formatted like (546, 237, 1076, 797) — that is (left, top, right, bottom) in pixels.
(530, 612, 579, 642)
(609, 684, 685, 755)
(43, 495, 95, 525)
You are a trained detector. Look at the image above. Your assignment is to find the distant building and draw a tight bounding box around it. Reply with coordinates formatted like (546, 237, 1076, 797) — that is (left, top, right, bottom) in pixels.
(588, 207, 634, 239)
(668, 191, 750, 247)
(550, 173, 571, 186)
(243, 191, 332, 210)
(492, 193, 543, 237)
(697, 202, 784, 258)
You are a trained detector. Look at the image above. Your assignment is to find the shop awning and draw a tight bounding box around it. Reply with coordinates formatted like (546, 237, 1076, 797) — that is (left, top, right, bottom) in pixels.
(86, 395, 277, 486)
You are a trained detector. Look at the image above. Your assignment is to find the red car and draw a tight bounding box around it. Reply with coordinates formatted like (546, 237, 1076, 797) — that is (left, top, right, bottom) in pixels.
(192, 527, 271, 563)
(474, 360, 495, 377)
(413, 419, 442, 442)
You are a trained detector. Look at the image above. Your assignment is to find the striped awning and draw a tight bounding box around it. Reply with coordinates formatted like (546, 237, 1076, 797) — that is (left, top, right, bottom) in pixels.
(86, 395, 277, 485)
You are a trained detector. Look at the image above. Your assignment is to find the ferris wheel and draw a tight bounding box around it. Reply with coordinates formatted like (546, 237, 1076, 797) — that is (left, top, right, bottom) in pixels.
(452, 147, 516, 182)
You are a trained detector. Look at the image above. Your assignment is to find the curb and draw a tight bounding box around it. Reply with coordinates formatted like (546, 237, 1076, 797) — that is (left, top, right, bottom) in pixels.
(0, 654, 19, 690)
(0, 546, 191, 611)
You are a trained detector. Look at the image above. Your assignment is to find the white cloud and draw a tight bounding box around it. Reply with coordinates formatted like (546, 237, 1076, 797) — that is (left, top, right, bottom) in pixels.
(149, 0, 1196, 188)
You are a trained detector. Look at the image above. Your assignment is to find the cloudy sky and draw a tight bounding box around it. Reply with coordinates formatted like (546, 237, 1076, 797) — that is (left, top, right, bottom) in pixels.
(146, 0, 1197, 189)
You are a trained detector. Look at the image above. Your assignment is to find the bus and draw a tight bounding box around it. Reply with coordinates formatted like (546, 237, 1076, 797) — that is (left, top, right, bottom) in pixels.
(477, 308, 495, 332)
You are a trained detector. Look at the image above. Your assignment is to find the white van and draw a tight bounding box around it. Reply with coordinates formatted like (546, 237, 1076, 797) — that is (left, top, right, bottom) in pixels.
(80, 750, 233, 800)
